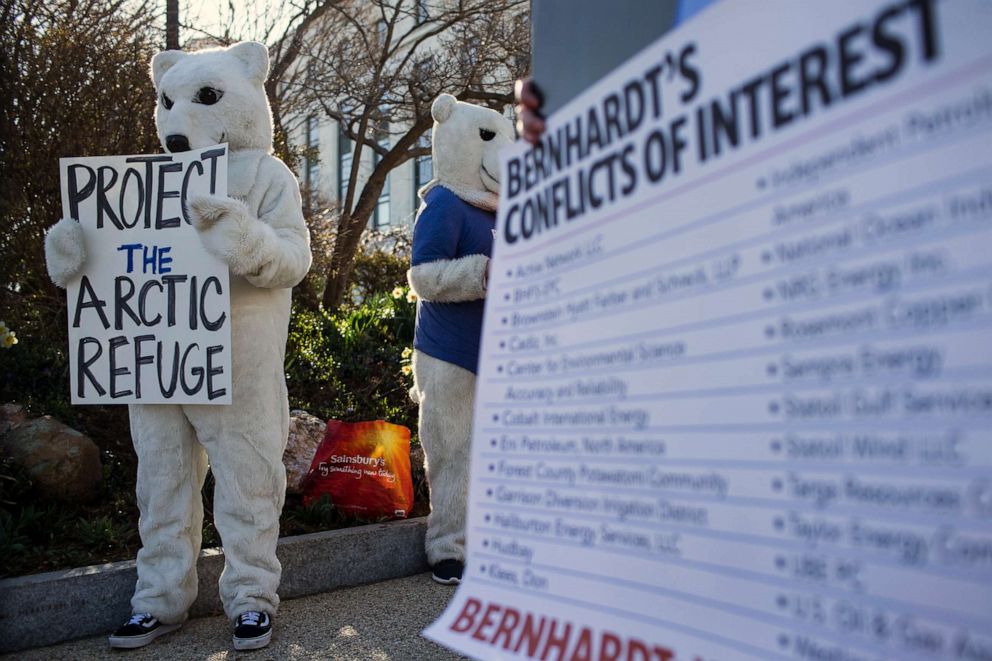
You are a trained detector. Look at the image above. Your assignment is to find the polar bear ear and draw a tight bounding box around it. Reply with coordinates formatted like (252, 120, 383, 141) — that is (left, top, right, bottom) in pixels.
(151, 50, 186, 88)
(431, 94, 457, 123)
(228, 41, 270, 85)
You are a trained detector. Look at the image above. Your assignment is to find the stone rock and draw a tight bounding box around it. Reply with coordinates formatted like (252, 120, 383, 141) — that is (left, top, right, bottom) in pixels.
(0, 416, 102, 502)
(409, 445, 425, 483)
(0, 403, 27, 436)
(283, 410, 327, 494)
(409, 445, 428, 499)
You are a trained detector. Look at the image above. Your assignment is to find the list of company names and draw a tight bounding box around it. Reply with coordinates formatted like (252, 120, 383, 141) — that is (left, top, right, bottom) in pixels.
(428, 2, 992, 659)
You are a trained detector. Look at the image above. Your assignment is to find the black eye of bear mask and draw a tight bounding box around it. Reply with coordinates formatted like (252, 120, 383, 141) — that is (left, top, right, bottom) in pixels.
(479, 128, 496, 141)
(194, 87, 224, 105)
(161, 93, 174, 110)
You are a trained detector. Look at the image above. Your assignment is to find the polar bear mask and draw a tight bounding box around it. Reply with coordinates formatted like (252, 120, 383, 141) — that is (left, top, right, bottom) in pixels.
(426, 94, 514, 211)
(151, 42, 272, 154)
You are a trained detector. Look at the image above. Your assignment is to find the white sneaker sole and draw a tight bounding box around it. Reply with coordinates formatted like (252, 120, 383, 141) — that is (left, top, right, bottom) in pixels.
(233, 629, 272, 651)
(108, 622, 181, 649)
(432, 574, 462, 586)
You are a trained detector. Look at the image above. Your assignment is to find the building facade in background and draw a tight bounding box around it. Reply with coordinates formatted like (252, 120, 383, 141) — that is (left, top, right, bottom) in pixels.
(294, 112, 434, 229)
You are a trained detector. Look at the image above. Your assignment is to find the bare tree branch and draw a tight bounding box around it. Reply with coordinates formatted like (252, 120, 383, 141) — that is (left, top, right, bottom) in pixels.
(170, 0, 529, 310)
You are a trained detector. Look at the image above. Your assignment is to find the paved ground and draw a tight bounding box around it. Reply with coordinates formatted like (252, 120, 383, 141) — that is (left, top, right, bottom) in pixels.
(8, 573, 466, 660)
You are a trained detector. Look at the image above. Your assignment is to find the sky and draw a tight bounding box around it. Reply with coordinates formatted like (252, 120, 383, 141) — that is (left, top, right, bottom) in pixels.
(182, 0, 292, 44)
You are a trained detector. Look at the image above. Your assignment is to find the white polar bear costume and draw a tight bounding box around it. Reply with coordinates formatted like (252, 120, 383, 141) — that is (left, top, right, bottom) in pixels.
(44, 42, 311, 623)
(408, 94, 513, 570)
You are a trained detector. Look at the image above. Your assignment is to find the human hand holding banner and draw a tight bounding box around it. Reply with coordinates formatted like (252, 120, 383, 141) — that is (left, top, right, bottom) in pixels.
(60, 145, 232, 405)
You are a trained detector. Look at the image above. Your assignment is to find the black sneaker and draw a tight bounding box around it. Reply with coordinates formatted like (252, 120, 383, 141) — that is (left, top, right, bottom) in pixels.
(108, 612, 181, 649)
(431, 559, 464, 585)
(233, 611, 273, 651)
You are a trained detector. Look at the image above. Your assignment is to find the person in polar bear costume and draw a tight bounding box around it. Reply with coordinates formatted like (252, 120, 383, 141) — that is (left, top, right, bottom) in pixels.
(43, 42, 311, 651)
(407, 94, 514, 584)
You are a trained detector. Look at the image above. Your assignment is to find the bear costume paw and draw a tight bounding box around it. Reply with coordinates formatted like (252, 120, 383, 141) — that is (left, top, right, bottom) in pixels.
(44, 217, 87, 288)
(188, 194, 274, 277)
(407, 253, 489, 303)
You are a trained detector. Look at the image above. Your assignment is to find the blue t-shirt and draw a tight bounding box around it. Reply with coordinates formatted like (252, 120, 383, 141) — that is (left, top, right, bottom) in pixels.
(412, 186, 495, 374)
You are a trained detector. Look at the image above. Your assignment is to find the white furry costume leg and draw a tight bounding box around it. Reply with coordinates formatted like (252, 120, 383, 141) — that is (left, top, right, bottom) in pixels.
(412, 350, 475, 565)
(180, 284, 292, 621)
(128, 290, 290, 621)
(129, 405, 209, 624)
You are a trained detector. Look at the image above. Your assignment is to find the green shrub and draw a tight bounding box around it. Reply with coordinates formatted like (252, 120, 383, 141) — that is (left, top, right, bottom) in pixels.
(286, 287, 417, 432)
(346, 225, 413, 304)
(349, 249, 411, 304)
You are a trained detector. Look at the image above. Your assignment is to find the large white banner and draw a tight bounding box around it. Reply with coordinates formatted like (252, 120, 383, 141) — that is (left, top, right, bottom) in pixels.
(61, 145, 232, 405)
(426, 1, 992, 659)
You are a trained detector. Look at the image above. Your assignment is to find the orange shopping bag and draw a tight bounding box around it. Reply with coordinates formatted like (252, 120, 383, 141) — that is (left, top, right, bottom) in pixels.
(301, 420, 413, 519)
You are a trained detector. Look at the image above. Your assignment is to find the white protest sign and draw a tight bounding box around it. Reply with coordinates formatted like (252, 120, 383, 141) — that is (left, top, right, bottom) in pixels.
(61, 145, 232, 405)
(426, 0, 992, 659)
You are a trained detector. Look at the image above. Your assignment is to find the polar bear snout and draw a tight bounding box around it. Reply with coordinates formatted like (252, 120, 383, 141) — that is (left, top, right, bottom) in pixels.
(166, 134, 191, 153)
(480, 162, 500, 193)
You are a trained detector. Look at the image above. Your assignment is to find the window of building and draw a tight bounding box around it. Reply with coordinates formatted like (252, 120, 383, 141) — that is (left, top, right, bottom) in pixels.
(373, 124, 391, 228)
(304, 114, 320, 210)
(467, 36, 480, 66)
(338, 124, 352, 210)
(377, 19, 388, 46)
(374, 179, 390, 227)
(412, 58, 432, 101)
(514, 13, 530, 75)
(413, 129, 432, 209)
(414, 0, 428, 24)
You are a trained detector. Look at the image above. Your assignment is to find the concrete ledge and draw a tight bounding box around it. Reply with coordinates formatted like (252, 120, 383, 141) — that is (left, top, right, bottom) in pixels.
(0, 517, 427, 654)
